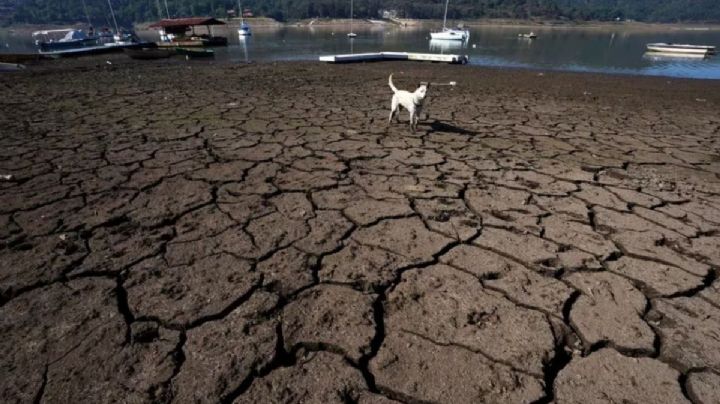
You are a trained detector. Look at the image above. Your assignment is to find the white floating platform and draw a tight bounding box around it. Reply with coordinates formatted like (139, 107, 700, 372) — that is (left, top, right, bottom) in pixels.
(319, 52, 468, 64)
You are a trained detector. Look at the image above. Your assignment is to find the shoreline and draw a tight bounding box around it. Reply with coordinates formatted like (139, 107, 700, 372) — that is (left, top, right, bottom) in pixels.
(5, 51, 720, 82)
(5, 18, 720, 32)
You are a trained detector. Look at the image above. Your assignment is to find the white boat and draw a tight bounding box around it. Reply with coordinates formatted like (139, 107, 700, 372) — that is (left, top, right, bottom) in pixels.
(239, 22, 252, 36)
(646, 43, 715, 55)
(32, 29, 99, 52)
(347, 0, 357, 38)
(430, 0, 469, 41)
(237, 1, 252, 36)
(518, 32, 537, 39)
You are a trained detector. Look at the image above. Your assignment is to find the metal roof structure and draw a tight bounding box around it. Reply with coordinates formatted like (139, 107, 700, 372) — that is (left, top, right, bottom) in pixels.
(148, 18, 226, 29)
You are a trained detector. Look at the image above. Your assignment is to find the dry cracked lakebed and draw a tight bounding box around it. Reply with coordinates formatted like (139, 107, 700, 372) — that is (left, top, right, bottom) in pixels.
(1, 58, 720, 403)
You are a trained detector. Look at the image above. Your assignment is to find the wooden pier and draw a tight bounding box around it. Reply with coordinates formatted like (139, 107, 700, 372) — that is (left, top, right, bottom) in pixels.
(319, 52, 469, 64)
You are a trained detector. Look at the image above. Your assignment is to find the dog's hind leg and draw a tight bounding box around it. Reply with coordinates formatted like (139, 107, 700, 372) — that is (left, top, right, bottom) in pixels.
(388, 98, 399, 125)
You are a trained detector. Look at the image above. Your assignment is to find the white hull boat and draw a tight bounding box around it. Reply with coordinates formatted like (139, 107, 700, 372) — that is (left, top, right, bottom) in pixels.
(237, 2, 252, 36)
(238, 23, 252, 36)
(646, 43, 715, 55)
(430, 0, 469, 42)
(430, 29, 469, 41)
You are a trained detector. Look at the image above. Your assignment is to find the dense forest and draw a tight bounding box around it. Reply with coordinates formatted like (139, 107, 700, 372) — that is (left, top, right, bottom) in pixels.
(7, 0, 720, 26)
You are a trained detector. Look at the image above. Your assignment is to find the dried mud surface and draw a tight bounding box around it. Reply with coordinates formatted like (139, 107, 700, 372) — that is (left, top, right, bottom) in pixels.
(1, 58, 720, 403)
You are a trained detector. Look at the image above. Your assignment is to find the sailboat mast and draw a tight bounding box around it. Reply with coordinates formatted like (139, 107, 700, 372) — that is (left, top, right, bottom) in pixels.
(163, 0, 170, 18)
(107, 0, 119, 33)
(81, 0, 92, 26)
(443, 0, 449, 29)
(238, 0, 243, 23)
(350, 0, 353, 32)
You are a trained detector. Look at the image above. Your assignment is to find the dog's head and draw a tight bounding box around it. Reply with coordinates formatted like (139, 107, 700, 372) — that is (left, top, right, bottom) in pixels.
(415, 82, 430, 99)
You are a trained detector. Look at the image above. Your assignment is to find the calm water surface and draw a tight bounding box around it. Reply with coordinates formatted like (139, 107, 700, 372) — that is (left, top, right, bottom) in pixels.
(2, 25, 720, 79)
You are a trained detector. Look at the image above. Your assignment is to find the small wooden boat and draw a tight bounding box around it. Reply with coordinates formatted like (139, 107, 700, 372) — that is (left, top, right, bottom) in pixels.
(176, 47, 215, 59)
(124, 47, 175, 60)
(519, 32, 537, 39)
(646, 43, 715, 55)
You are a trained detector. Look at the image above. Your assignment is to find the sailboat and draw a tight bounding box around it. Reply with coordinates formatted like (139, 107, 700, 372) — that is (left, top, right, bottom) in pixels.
(430, 0, 469, 41)
(347, 0, 357, 38)
(237, 1, 252, 36)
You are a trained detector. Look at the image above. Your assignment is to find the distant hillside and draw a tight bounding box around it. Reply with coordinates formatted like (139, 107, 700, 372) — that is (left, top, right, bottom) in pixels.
(7, 0, 720, 26)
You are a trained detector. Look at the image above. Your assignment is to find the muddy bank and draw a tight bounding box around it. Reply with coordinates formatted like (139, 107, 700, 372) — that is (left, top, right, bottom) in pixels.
(1, 59, 719, 403)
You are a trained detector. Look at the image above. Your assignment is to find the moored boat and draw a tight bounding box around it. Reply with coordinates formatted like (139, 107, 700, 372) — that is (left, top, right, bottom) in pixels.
(239, 22, 252, 37)
(646, 43, 715, 55)
(519, 32, 537, 39)
(237, 1, 252, 36)
(32, 29, 99, 52)
(430, 0, 469, 42)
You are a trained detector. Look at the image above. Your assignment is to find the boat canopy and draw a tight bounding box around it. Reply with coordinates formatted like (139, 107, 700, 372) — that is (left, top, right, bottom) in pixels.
(149, 17, 226, 35)
(32, 28, 80, 36)
(148, 18, 226, 29)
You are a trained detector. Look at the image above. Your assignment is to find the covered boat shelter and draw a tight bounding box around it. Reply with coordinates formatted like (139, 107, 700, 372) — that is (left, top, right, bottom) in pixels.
(148, 17, 227, 46)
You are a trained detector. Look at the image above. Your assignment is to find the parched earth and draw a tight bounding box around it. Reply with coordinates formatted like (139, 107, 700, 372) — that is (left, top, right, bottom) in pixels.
(1, 58, 720, 403)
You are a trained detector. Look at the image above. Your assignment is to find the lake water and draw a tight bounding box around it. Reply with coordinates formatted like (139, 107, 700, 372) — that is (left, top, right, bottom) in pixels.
(3, 24, 720, 79)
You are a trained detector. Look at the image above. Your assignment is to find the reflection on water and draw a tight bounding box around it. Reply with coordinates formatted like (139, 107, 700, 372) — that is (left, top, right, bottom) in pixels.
(429, 38, 467, 53)
(237, 35, 249, 62)
(2, 24, 720, 79)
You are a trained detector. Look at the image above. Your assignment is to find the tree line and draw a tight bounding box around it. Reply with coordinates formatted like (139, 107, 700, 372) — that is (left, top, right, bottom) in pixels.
(9, 0, 720, 26)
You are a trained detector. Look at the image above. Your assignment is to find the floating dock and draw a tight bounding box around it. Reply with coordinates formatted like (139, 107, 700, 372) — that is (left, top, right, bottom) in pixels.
(319, 52, 469, 64)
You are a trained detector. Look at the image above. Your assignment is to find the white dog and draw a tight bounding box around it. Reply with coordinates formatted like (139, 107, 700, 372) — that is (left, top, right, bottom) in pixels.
(388, 74, 429, 131)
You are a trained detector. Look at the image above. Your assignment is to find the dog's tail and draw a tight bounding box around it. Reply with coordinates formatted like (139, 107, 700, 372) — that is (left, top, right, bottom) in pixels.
(388, 74, 398, 93)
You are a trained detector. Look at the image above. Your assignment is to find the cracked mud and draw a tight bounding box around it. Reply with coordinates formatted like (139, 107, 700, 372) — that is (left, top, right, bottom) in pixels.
(1, 59, 720, 403)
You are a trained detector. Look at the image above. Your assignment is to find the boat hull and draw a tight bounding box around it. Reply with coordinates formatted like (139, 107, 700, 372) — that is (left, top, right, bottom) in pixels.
(430, 31, 468, 41)
(430, 28, 469, 41)
(39, 41, 153, 57)
(38, 38, 98, 52)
